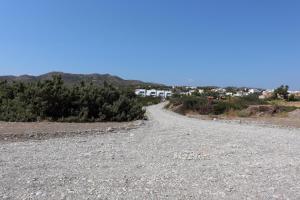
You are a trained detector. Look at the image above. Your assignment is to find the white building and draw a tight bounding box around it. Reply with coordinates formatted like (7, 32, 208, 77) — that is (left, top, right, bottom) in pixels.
(289, 90, 300, 95)
(248, 88, 260, 94)
(259, 90, 273, 99)
(198, 89, 204, 94)
(135, 89, 172, 98)
(233, 91, 243, 97)
(165, 91, 172, 97)
(156, 90, 166, 97)
(154, 90, 172, 98)
(188, 90, 195, 95)
(212, 88, 226, 93)
(146, 89, 157, 97)
(233, 91, 250, 97)
(135, 89, 146, 96)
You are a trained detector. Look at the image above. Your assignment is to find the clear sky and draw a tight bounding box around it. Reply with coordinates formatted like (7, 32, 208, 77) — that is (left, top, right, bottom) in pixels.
(0, 0, 299, 89)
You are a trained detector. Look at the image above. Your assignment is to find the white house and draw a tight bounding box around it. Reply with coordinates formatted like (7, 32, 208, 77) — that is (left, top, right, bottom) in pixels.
(156, 90, 165, 97)
(136, 89, 172, 98)
(259, 90, 273, 99)
(146, 89, 157, 97)
(165, 91, 172, 97)
(289, 90, 300, 95)
(212, 88, 226, 93)
(198, 89, 204, 94)
(249, 88, 260, 94)
(135, 89, 146, 96)
(153, 90, 172, 98)
(233, 91, 245, 97)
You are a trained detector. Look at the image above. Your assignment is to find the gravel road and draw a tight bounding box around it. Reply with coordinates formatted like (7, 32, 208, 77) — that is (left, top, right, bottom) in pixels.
(1, 103, 300, 199)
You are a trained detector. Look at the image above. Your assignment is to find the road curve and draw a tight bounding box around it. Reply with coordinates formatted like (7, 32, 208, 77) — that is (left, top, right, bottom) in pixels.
(1, 103, 300, 199)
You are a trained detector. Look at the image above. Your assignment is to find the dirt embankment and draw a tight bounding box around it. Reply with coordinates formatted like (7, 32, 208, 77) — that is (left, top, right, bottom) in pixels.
(0, 121, 142, 142)
(272, 101, 300, 108)
(186, 108, 300, 129)
(168, 103, 300, 129)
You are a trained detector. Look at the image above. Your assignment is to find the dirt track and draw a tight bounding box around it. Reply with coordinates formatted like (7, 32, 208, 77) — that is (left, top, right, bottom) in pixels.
(1, 103, 300, 199)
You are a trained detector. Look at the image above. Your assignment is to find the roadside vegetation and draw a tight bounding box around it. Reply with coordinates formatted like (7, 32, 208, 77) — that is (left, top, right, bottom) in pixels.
(167, 85, 298, 118)
(168, 94, 267, 115)
(136, 96, 162, 106)
(271, 85, 300, 102)
(0, 75, 146, 122)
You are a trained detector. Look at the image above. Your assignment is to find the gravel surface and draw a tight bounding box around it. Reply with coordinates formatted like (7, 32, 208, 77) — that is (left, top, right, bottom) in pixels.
(1, 103, 300, 199)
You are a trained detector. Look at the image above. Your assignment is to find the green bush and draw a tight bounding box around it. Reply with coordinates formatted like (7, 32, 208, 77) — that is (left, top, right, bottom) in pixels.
(182, 96, 204, 110)
(213, 101, 234, 115)
(168, 93, 268, 115)
(0, 76, 145, 122)
(136, 96, 161, 106)
(169, 96, 212, 114)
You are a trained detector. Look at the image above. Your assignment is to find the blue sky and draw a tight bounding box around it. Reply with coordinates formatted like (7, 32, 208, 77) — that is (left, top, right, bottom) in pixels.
(0, 0, 299, 89)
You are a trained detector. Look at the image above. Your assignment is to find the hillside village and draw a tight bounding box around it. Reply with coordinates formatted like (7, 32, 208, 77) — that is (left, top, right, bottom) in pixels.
(135, 86, 300, 99)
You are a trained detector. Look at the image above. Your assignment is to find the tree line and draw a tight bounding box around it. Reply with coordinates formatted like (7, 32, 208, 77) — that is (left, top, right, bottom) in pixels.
(0, 75, 145, 122)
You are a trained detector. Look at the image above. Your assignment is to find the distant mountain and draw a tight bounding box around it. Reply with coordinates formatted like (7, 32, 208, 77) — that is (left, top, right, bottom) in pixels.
(0, 72, 163, 87)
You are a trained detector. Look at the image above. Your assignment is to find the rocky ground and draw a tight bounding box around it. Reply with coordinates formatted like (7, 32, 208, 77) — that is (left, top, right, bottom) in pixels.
(1, 103, 300, 199)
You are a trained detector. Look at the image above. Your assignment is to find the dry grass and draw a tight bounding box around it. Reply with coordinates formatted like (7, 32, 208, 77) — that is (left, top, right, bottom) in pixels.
(269, 100, 300, 108)
(225, 109, 238, 118)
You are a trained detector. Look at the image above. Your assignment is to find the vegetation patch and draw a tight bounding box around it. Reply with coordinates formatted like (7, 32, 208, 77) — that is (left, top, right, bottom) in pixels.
(168, 94, 296, 117)
(0, 75, 145, 122)
(136, 96, 161, 106)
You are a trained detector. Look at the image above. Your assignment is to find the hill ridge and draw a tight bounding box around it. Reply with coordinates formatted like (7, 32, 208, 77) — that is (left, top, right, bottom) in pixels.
(0, 71, 162, 87)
